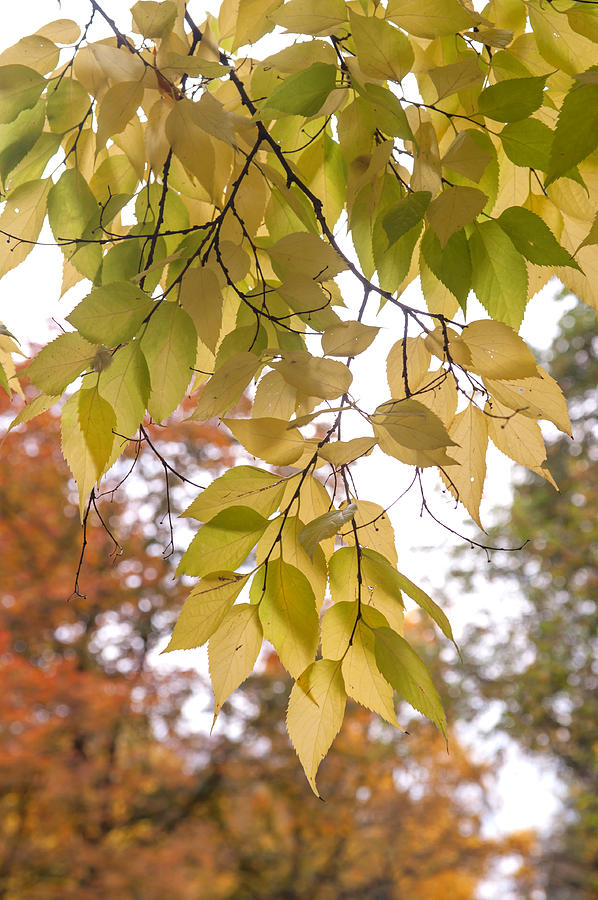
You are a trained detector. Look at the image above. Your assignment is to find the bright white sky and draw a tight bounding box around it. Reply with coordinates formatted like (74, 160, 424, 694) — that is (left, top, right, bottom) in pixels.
(2, 2, 572, 868)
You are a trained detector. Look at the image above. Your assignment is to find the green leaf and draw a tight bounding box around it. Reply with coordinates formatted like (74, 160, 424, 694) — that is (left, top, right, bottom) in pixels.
(67, 282, 154, 345)
(257, 559, 319, 678)
(547, 80, 598, 185)
(27, 332, 98, 395)
(46, 77, 90, 133)
(500, 118, 552, 172)
(374, 627, 447, 737)
(420, 227, 471, 309)
(299, 503, 358, 559)
(209, 603, 263, 719)
(392, 565, 456, 646)
(182, 466, 286, 522)
(382, 191, 431, 246)
(140, 302, 197, 423)
(163, 572, 249, 652)
(77, 387, 117, 479)
(96, 341, 150, 465)
(176, 506, 268, 578)
(262, 63, 337, 117)
(0, 65, 45, 124)
(497, 207, 580, 269)
(0, 98, 44, 183)
(47, 168, 101, 278)
(478, 76, 546, 123)
(469, 221, 528, 329)
(286, 658, 346, 797)
(360, 83, 414, 140)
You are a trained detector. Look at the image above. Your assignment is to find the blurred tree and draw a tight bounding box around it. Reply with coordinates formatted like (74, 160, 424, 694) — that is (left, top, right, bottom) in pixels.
(0, 391, 530, 899)
(454, 299, 598, 899)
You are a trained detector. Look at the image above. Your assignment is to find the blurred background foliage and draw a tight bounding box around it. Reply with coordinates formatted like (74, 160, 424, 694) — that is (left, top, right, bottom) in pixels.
(7, 295, 598, 897)
(0, 383, 532, 899)
(452, 296, 598, 900)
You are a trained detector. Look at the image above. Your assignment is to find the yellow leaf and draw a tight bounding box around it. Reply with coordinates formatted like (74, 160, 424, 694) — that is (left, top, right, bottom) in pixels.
(253, 370, 296, 419)
(442, 402, 488, 529)
(268, 232, 348, 281)
(321, 601, 357, 659)
(77, 386, 117, 480)
(257, 558, 319, 678)
(441, 129, 493, 182)
(340, 499, 398, 566)
(299, 503, 358, 558)
(372, 398, 457, 450)
(286, 658, 346, 797)
(166, 98, 216, 199)
(192, 352, 263, 421)
(486, 398, 547, 468)
(224, 416, 304, 465)
(163, 572, 249, 652)
(461, 319, 538, 379)
(275, 351, 352, 400)
(269, 0, 348, 36)
(209, 603, 263, 719)
(0, 179, 51, 278)
(429, 58, 482, 101)
(386, 0, 480, 38)
(61, 392, 98, 518)
(386, 336, 431, 398)
(96, 80, 144, 149)
(182, 466, 286, 522)
(349, 11, 414, 83)
(256, 515, 328, 609)
(342, 621, 400, 727)
(318, 436, 377, 467)
(176, 506, 268, 578)
(484, 366, 571, 436)
(321, 320, 379, 357)
(427, 185, 487, 247)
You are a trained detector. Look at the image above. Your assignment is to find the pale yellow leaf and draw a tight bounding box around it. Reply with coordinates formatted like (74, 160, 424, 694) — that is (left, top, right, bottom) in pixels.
(486, 398, 547, 468)
(484, 366, 571, 436)
(96, 80, 144, 149)
(342, 621, 400, 727)
(386, 336, 431, 398)
(461, 319, 538, 379)
(442, 129, 493, 182)
(286, 659, 346, 796)
(442, 402, 488, 529)
(321, 320, 379, 357)
(253, 370, 296, 419)
(340, 498, 398, 566)
(275, 351, 352, 400)
(209, 603, 263, 719)
(318, 436, 376, 467)
(372, 398, 457, 450)
(224, 416, 304, 465)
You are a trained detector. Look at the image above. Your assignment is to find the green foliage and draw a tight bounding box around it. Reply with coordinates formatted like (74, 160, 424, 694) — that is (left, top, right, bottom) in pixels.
(1, 0, 597, 790)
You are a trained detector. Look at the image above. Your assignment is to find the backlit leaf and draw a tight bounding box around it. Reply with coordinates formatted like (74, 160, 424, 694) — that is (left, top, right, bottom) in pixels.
(209, 603, 263, 718)
(257, 559, 319, 678)
(176, 506, 268, 578)
(286, 658, 346, 796)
